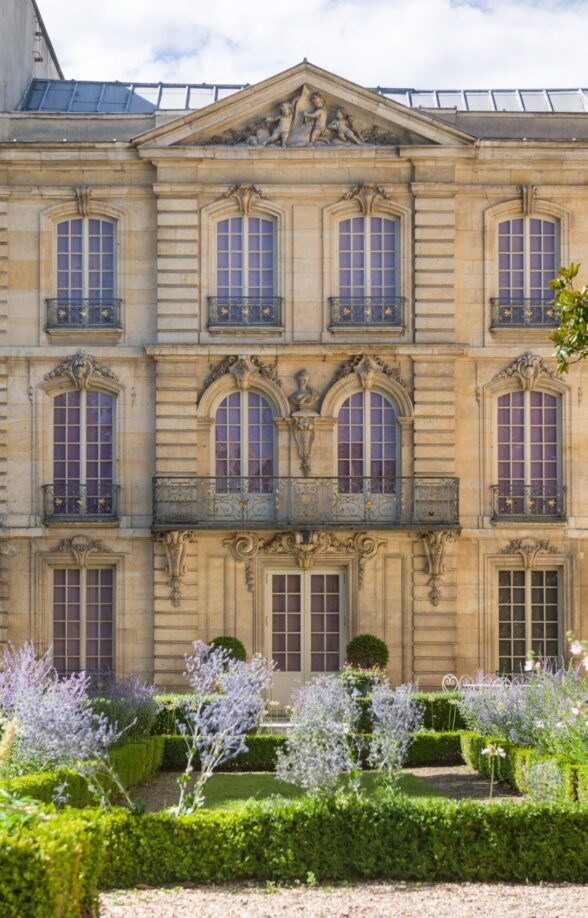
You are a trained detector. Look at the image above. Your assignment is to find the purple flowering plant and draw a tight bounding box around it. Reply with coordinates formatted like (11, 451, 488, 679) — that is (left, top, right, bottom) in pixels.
(368, 681, 423, 789)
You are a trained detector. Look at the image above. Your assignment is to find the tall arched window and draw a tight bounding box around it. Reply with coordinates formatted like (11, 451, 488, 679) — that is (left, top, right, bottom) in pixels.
(337, 391, 399, 494)
(334, 216, 400, 326)
(49, 389, 116, 518)
(54, 217, 117, 326)
(495, 389, 562, 517)
(212, 216, 278, 326)
(215, 391, 274, 493)
(495, 217, 558, 326)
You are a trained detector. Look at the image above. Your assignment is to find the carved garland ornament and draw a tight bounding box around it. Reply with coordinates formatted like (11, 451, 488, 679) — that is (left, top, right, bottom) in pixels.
(499, 538, 558, 570)
(157, 531, 194, 607)
(224, 530, 384, 591)
(202, 355, 281, 392)
(44, 351, 119, 390)
(419, 530, 457, 607)
(490, 353, 555, 392)
(53, 535, 110, 567)
(332, 354, 407, 391)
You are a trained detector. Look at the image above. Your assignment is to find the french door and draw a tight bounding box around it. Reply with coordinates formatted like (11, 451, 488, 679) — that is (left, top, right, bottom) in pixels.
(267, 570, 346, 706)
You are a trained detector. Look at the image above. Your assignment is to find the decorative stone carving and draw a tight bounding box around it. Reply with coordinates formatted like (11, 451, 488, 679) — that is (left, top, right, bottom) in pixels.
(157, 531, 193, 607)
(419, 530, 457, 607)
(520, 184, 538, 216)
(499, 538, 558, 570)
(44, 351, 119, 390)
(202, 355, 281, 392)
(218, 184, 267, 214)
(342, 183, 390, 215)
(289, 370, 321, 476)
(491, 353, 555, 392)
(205, 85, 402, 148)
(225, 530, 384, 590)
(229, 357, 258, 390)
(332, 354, 407, 390)
(53, 535, 110, 567)
(75, 186, 92, 217)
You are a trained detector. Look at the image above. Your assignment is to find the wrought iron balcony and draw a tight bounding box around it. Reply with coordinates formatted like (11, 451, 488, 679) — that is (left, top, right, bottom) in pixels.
(490, 297, 558, 328)
(43, 484, 120, 522)
(329, 296, 405, 328)
(208, 296, 283, 328)
(491, 484, 566, 521)
(152, 476, 459, 530)
(46, 298, 122, 330)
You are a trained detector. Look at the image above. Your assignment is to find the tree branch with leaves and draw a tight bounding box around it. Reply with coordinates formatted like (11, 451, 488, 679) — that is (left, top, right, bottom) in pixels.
(550, 263, 588, 372)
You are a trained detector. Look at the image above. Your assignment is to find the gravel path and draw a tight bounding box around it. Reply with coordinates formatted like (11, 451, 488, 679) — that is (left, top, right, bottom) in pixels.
(100, 882, 588, 917)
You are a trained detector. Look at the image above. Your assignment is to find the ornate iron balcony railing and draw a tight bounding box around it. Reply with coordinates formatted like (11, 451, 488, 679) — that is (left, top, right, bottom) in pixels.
(491, 484, 566, 521)
(152, 476, 460, 529)
(329, 296, 405, 327)
(490, 297, 558, 328)
(208, 296, 283, 327)
(46, 298, 122, 329)
(43, 484, 120, 522)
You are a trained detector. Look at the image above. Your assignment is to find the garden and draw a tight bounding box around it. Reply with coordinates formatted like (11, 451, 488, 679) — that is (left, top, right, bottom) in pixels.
(1, 632, 588, 918)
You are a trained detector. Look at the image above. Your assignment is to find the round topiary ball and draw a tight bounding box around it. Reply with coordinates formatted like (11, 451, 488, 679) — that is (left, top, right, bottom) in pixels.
(209, 635, 247, 662)
(345, 633, 389, 669)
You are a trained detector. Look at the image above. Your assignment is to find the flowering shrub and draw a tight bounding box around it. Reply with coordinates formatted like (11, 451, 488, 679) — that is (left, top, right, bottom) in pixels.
(276, 675, 362, 797)
(368, 682, 423, 787)
(90, 675, 157, 739)
(173, 641, 274, 814)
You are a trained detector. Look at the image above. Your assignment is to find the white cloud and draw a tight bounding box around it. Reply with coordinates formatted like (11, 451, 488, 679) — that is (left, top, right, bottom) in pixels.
(38, 0, 588, 88)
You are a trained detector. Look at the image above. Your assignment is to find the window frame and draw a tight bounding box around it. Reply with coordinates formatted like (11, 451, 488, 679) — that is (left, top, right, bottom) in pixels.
(55, 216, 117, 305)
(213, 388, 276, 491)
(337, 389, 401, 491)
(336, 214, 400, 300)
(216, 214, 277, 299)
(496, 215, 559, 305)
(496, 566, 562, 675)
(52, 565, 115, 676)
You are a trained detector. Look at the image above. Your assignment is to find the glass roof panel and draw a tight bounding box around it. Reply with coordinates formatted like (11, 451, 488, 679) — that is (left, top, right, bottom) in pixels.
(492, 91, 522, 111)
(437, 92, 465, 109)
(464, 91, 494, 111)
(520, 91, 551, 112)
(549, 91, 586, 112)
(409, 92, 436, 108)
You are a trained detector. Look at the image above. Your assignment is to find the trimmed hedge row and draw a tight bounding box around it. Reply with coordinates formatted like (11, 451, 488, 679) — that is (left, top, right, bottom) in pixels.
(96, 796, 588, 888)
(161, 731, 463, 772)
(459, 731, 580, 801)
(0, 812, 102, 918)
(2, 735, 164, 807)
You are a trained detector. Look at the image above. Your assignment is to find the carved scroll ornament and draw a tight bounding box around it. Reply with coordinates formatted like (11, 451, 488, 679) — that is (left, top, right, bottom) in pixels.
(499, 538, 558, 570)
(218, 184, 267, 214)
(419, 530, 457, 607)
(491, 353, 554, 392)
(44, 351, 119, 390)
(332, 354, 407, 390)
(53, 535, 110, 567)
(157, 531, 194, 607)
(224, 530, 384, 591)
(203, 355, 281, 393)
(342, 183, 390, 215)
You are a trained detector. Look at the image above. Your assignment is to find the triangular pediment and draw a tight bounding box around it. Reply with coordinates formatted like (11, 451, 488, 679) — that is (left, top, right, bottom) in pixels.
(133, 61, 475, 149)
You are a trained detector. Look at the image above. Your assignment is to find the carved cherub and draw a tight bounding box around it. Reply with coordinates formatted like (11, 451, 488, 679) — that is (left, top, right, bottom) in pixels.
(263, 102, 294, 147)
(303, 92, 329, 144)
(328, 108, 362, 145)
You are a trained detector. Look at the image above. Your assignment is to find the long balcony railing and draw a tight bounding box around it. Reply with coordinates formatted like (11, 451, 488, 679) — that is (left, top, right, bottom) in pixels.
(208, 296, 283, 328)
(153, 476, 460, 529)
(46, 298, 122, 330)
(43, 484, 120, 522)
(490, 297, 558, 328)
(491, 484, 566, 521)
(329, 296, 405, 328)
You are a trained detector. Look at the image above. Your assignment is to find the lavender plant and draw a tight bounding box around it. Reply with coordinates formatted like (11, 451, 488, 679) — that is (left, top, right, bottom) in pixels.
(368, 681, 423, 789)
(90, 675, 157, 739)
(0, 643, 134, 808)
(523, 757, 569, 803)
(275, 675, 362, 797)
(173, 641, 273, 814)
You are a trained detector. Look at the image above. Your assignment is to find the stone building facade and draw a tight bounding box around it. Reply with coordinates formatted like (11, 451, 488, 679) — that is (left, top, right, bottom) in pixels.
(2, 3, 588, 699)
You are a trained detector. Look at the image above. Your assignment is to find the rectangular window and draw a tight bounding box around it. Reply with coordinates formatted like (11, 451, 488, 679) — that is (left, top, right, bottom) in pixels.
(53, 567, 114, 675)
(498, 568, 560, 674)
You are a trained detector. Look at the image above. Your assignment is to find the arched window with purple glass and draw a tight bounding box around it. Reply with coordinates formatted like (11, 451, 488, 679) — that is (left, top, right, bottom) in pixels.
(494, 389, 564, 519)
(492, 217, 559, 327)
(49, 217, 120, 329)
(210, 215, 280, 327)
(46, 389, 117, 520)
(337, 391, 400, 521)
(214, 391, 275, 521)
(331, 215, 402, 328)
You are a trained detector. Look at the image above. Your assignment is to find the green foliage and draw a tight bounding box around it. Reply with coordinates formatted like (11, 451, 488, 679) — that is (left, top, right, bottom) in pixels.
(98, 796, 588, 889)
(209, 636, 247, 661)
(550, 263, 588, 372)
(409, 732, 463, 766)
(151, 693, 192, 735)
(345, 634, 389, 669)
(1, 736, 164, 807)
(577, 765, 588, 804)
(356, 692, 465, 733)
(0, 811, 102, 917)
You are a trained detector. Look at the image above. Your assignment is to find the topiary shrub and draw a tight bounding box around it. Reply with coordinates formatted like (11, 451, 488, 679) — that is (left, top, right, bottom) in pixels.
(345, 634, 389, 669)
(209, 636, 247, 661)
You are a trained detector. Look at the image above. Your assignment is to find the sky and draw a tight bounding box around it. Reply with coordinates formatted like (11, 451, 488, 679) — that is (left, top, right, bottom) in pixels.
(38, 0, 588, 89)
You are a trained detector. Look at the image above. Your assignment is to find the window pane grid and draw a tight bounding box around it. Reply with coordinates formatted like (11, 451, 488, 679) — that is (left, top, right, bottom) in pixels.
(217, 216, 275, 298)
(56, 218, 116, 306)
(498, 217, 558, 311)
(86, 569, 114, 674)
(310, 573, 340, 672)
(53, 568, 114, 675)
(339, 216, 399, 299)
(53, 568, 81, 675)
(53, 391, 115, 516)
(215, 391, 274, 493)
(271, 573, 301, 672)
(498, 569, 560, 673)
(338, 391, 398, 493)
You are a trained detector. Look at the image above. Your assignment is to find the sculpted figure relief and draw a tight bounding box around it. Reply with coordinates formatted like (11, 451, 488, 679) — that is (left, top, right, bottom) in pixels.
(289, 369, 321, 413)
(328, 108, 361, 144)
(263, 101, 295, 147)
(304, 92, 329, 144)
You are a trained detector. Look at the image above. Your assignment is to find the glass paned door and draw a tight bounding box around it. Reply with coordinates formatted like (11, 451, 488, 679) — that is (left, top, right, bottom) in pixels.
(268, 570, 345, 706)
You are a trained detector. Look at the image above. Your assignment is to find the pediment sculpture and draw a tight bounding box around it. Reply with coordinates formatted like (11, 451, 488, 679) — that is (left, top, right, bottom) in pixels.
(206, 84, 401, 148)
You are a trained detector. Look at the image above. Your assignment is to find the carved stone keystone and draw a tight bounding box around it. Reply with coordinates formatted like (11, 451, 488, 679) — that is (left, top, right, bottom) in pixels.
(419, 530, 457, 607)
